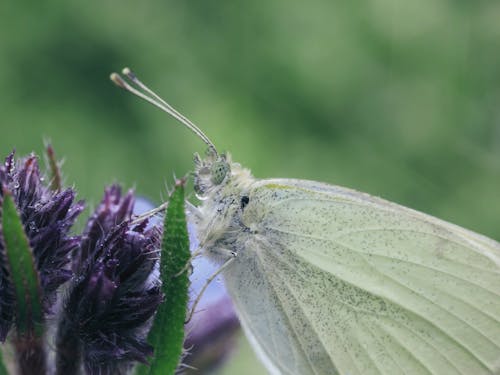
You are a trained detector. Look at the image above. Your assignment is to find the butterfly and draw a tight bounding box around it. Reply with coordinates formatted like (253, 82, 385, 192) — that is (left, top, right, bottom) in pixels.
(112, 68, 500, 375)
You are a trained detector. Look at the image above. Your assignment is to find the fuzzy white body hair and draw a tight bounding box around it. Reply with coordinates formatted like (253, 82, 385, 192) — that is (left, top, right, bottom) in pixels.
(194, 154, 255, 265)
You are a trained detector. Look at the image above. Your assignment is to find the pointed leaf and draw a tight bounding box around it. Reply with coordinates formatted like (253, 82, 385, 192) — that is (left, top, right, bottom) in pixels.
(1, 190, 44, 338)
(137, 181, 190, 375)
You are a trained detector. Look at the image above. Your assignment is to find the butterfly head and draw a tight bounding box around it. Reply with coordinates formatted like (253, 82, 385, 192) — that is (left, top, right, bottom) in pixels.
(109, 68, 249, 197)
(193, 147, 231, 196)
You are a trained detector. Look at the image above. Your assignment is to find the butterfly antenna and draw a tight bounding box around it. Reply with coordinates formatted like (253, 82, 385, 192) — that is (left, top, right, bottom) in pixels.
(110, 68, 217, 153)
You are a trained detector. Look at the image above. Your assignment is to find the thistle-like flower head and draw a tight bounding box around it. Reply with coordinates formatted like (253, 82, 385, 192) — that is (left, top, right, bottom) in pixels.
(0, 151, 84, 341)
(57, 186, 163, 375)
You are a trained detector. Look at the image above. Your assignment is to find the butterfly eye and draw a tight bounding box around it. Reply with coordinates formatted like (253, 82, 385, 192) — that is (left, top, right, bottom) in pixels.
(240, 196, 249, 209)
(211, 161, 229, 185)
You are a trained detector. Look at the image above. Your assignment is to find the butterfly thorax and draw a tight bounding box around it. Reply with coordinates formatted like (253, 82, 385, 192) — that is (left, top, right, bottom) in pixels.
(192, 150, 255, 265)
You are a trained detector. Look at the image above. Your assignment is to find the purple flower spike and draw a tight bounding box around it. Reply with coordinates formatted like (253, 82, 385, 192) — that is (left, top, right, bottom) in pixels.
(0, 151, 84, 341)
(57, 186, 163, 375)
(74, 185, 134, 272)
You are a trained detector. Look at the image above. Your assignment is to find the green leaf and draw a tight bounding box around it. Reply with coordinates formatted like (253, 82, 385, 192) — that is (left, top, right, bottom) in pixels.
(1, 190, 44, 338)
(136, 181, 190, 375)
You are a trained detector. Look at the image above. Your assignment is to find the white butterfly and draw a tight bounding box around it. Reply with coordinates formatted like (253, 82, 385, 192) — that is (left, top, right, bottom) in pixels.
(112, 69, 500, 375)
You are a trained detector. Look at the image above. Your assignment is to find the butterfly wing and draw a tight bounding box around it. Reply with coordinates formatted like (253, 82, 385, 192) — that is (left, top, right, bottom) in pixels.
(223, 178, 500, 375)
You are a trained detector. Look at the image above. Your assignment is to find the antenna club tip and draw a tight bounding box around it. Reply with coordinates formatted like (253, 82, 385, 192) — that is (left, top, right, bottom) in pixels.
(122, 67, 136, 80)
(110, 73, 126, 88)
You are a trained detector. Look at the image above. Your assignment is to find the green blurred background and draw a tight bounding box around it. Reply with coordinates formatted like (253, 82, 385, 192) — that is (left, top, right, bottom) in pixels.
(1, 1, 500, 373)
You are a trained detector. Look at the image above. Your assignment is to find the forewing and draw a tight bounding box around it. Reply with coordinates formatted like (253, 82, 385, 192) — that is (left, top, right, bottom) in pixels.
(238, 179, 500, 375)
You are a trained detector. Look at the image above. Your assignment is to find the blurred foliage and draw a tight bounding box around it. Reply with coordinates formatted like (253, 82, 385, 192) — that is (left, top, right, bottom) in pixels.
(1, 0, 500, 373)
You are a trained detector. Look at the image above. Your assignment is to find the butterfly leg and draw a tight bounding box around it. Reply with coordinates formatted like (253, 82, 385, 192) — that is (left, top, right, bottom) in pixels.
(215, 248, 238, 257)
(131, 201, 168, 225)
(185, 253, 236, 324)
(174, 247, 204, 277)
(185, 201, 202, 219)
(131, 200, 202, 225)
